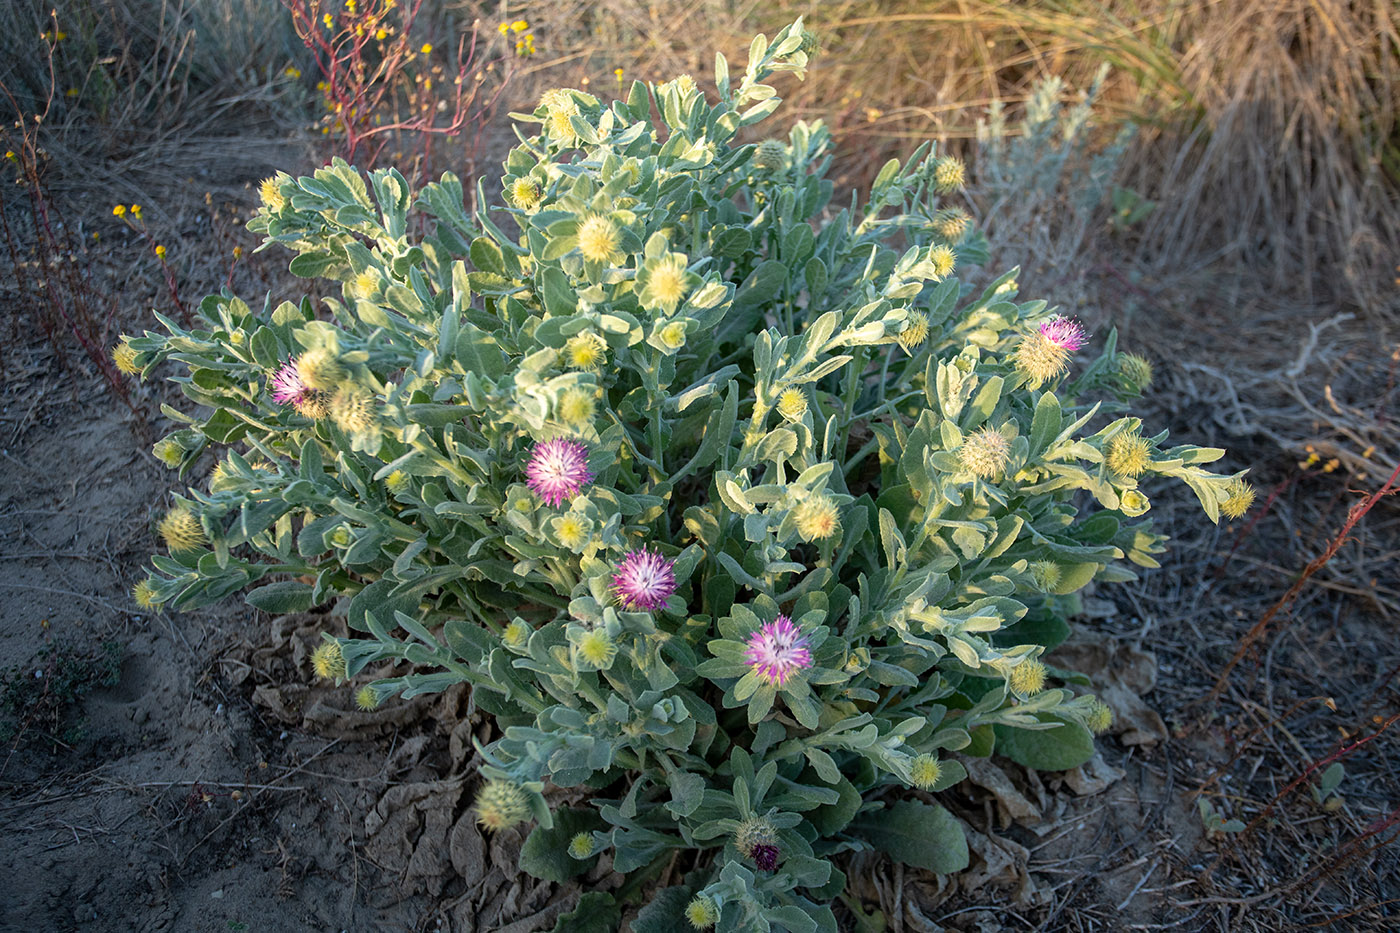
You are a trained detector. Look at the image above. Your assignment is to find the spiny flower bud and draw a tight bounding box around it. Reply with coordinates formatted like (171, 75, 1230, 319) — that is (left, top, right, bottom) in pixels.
(1009, 658, 1047, 696)
(752, 843, 779, 871)
(685, 895, 721, 929)
(558, 387, 597, 426)
(345, 271, 379, 301)
(1221, 478, 1255, 520)
(329, 385, 378, 435)
(354, 684, 380, 710)
(776, 387, 808, 421)
(909, 753, 943, 790)
(958, 426, 1011, 479)
(658, 321, 688, 351)
(753, 139, 786, 170)
(509, 176, 543, 210)
(1106, 431, 1152, 478)
(310, 640, 346, 680)
(551, 514, 591, 551)
(897, 310, 929, 352)
(567, 832, 593, 859)
(132, 578, 161, 609)
(932, 155, 966, 193)
(474, 779, 532, 832)
(577, 215, 622, 264)
(564, 332, 607, 370)
(797, 27, 821, 59)
(928, 244, 956, 280)
(295, 347, 344, 391)
(932, 207, 971, 243)
(385, 470, 411, 493)
(158, 507, 206, 553)
(1086, 699, 1114, 735)
(1118, 353, 1154, 393)
(794, 494, 840, 542)
(1029, 560, 1062, 593)
(152, 437, 184, 468)
(112, 339, 142, 375)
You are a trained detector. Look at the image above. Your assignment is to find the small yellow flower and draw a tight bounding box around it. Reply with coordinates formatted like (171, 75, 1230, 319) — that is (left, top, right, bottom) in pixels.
(511, 20, 529, 33)
(112, 204, 126, 217)
(1009, 658, 1047, 696)
(374, 27, 387, 40)
(474, 779, 531, 832)
(547, 106, 578, 142)
(311, 640, 346, 680)
(1106, 431, 1152, 478)
(908, 753, 942, 790)
(958, 426, 1011, 479)
(897, 310, 929, 352)
(776, 387, 808, 421)
(420, 43, 432, 54)
(355, 685, 380, 710)
(158, 507, 206, 553)
(132, 578, 161, 609)
(933, 155, 966, 193)
(111, 340, 141, 375)
(130, 204, 142, 218)
(322, 13, 334, 28)
(498, 22, 509, 35)
(564, 332, 607, 370)
(1221, 478, 1255, 520)
(928, 244, 956, 280)
(574, 628, 618, 670)
(154, 244, 166, 259)
(795, 494, 840, 542)
(577, 215, 622, 264)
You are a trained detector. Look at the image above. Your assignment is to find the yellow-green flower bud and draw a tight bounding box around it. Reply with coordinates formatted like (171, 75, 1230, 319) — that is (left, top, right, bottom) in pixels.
(932, 155, 966, 193)
(685, 895, 721, 929)
(152, 437, 184, 468)
(132, 578, 161, 609)
(1221, 478, 1255, 520)
(564, 333, 607, 370)
(474, 779, 532, 832)
(897, 310, 929, 352)
(574, 628, 618, 671)
(776, 387, 808, 421)
(355, 684, 381, 710)
(753, 139, 786, 170)
(567, 832, 593, 859)
(509, 176, 543, 210)
(794, 494, 840, 542)
(1086, 699, 1114, 735)
(1118, 353, 1154, 393)
(958, 426, 1011, 479)
(1106, 431, 1151, 478)
(329, 385, 378, 434)
(928, 244, 956, 279)
(1029, 560, 1061, 593)
(1009, 658, 1047, 696)
(295, 347, 344, 391)
(311, 640, 346, 680)
(908, 753, 942, 790)
(112, 340, 142, 376)
(932, 207, 971, 243)
(158, 507, 206, 553)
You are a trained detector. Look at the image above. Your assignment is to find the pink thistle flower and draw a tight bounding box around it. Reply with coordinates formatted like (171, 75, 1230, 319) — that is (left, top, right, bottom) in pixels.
(611, 547, 677, 611)
(1039, 315, 1087, 351)
(743, 615, 813, 687)
(526, 438, 593, 507)
(752, 843, 780, 872)
(271, 358, 309, 405)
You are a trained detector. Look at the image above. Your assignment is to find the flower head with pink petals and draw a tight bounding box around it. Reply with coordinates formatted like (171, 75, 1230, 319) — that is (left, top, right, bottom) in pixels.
(611, 547, 677, 611)
(743, 615, 813, 687)
(526, 438, 593, 507)
(1039, 315, 1087, 351)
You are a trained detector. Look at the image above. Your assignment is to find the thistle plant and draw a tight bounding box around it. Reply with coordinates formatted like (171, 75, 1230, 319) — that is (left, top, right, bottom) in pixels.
(123, 20, 1248, 930)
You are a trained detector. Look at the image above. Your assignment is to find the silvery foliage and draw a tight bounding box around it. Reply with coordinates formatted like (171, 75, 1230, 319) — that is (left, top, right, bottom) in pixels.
(125, 19, 1240, 931)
